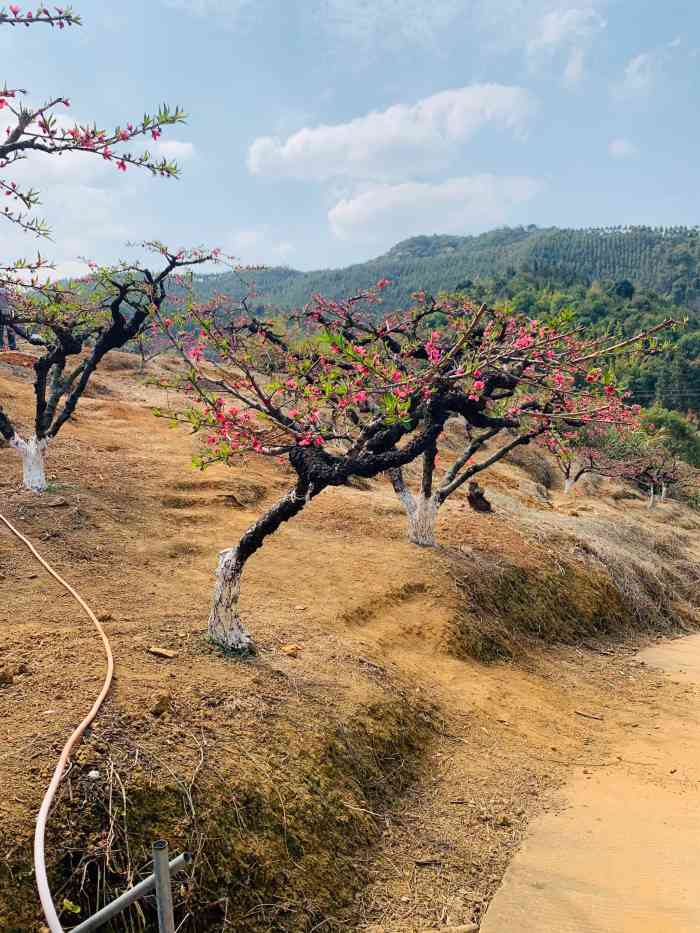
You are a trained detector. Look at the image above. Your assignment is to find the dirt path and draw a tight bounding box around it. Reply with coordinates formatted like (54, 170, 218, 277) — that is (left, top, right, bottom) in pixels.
(481, 634, 700, 933)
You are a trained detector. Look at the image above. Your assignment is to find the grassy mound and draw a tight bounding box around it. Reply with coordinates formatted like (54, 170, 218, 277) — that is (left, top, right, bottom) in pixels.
(448, 556, 635, 662)
(445, 503, 700, 662)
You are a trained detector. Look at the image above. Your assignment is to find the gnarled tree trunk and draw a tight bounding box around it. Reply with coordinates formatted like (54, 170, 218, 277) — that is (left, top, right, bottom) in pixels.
(390, 466, 440, 547)
(207, 486, 310, 654)
(208, 547, 254, 653)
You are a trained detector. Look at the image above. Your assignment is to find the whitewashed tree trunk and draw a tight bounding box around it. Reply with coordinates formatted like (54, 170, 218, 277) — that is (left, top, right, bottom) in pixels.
(661, 483, 668, 502)
(407, 493, 438, 547)
(393, 481, 416, 519)
(564, 476, 575, 494)
(207, 547, 255, 653)
(10, 434, 48, 492)
(647, 486, 656, 509)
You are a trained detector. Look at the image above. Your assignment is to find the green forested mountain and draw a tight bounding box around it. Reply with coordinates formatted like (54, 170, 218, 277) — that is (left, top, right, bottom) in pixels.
(188, 224, 700, 418)
(195, 225, 700, 311)
(443, 271, 700, 417)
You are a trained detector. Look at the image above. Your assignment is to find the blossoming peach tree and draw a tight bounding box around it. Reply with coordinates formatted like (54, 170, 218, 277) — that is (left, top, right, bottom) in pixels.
(307, 291, 673, 545)
(601, 428, 699, 506)
(158, 285, 675, 653)
(541, 417, 640, 495)
(0, 244, 220, 490)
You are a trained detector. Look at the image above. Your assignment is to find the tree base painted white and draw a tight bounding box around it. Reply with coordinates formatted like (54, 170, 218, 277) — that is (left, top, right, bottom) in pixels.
(207, 548, 255, 654)
(407, 494, 438, 547)
(11, 434, 48, 492)
(564, 477, 575, 494)
(647, 488, 656, 509)
(661, 483, 668, 502)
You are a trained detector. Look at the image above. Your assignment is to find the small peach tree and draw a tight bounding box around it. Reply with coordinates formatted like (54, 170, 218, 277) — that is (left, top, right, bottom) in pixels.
(0, 244, 221, 490)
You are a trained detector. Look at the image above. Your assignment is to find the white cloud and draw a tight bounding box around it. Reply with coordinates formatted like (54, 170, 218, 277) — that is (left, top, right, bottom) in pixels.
(248, 84, 537, 182)
(477, 2, 605, 46)
(228, 229, 263, 251)
(616, 51, 658, 97)
(160, 0, 611, 76)
(563, 47, 586, 84)
(527, 6, 605, 84)
(155, 140, 196, 161)
(162, 0, 464, 50)
(321, 0, 607, 66)
(320, 0, 463, 53)
(161, 0, 254, 15)
(614, 38, 681, 100)
(608, 138, 637, 159)
(48, 260, 96, 282)
(328, 174, 543, 244)
(272, 242, 294, 260)
(528, 7, 603, 51)
(224, 228, 296, 264)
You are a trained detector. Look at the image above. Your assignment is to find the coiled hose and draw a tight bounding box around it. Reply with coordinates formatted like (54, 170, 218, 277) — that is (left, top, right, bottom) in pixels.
(0, 510, 114, 933)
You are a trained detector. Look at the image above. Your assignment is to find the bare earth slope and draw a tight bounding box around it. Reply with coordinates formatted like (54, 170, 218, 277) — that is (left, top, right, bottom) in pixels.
(1, 352, 699, 931)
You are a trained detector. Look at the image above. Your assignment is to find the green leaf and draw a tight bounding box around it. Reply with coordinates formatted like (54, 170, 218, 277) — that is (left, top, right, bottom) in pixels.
(62, 899, 81, 916)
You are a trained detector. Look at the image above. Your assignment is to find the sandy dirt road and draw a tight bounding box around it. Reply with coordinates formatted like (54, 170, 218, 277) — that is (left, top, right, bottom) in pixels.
(481, 634, 700, 933)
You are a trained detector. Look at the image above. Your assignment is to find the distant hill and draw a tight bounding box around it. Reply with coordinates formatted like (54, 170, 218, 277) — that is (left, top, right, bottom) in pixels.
(194, 225, 700, 311)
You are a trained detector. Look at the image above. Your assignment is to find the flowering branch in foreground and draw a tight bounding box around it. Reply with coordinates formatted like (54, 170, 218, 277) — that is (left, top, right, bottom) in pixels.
(0, 4, 185, 246)
(0, 6, 81, 28)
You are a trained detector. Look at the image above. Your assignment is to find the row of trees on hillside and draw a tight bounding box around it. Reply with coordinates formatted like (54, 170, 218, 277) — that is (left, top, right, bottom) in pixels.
(544, 422, 699, 503)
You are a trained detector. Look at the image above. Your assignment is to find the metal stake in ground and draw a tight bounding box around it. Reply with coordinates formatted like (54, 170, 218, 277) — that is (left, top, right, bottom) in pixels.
(153, 840, 177, 933)
(69, 851, 191, 932)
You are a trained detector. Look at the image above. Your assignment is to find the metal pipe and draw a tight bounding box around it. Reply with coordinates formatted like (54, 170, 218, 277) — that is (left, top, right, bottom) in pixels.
(153, 840, 177, 933)
(70, 852, 191, 933)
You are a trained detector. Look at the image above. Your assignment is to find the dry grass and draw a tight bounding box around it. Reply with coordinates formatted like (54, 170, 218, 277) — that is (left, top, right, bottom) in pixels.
(487, 491, 700, 641)
(503, 445, 556, 489)
(444, 547, 636, 662)
(26, 691, 436, 933)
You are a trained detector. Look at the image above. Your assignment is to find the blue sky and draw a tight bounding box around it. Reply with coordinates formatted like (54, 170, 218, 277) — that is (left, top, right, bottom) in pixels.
(1, 0, 698, 275)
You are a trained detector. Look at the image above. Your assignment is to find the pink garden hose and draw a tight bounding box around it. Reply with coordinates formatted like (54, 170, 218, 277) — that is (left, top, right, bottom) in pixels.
(0, 510, 114, 933)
